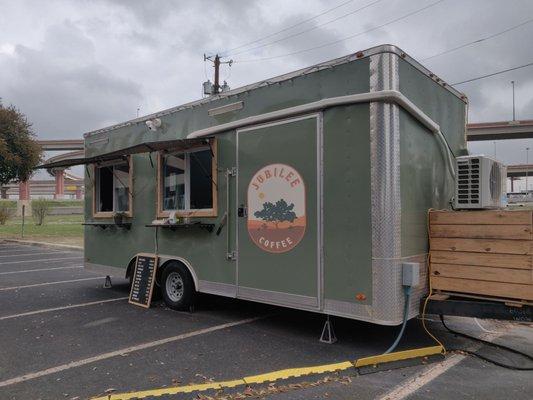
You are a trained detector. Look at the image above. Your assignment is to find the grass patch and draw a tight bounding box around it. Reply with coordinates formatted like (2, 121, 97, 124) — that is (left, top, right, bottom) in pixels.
(0, 200, 17, 208)
(48, 200, 84, 207)
(0, 199, 82, 208)
(0, 214, 84, 247)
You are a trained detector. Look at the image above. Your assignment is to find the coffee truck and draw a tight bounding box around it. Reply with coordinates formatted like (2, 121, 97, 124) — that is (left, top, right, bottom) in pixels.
(41, 45, 467, 325)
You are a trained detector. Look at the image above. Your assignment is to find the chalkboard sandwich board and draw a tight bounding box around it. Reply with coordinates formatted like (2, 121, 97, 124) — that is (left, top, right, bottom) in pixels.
(129, 253, 159, 308)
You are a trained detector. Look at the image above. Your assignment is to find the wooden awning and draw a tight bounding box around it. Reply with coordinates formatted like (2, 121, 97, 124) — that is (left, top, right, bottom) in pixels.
(36, 138, 210, 169)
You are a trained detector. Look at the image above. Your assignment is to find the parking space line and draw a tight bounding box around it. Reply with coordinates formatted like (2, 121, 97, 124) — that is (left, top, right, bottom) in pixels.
(0, 297, 129, 321)
(0, 252, 75, 258)
(0, 250, 41, 254)
(0, 316, 264, 388)
(0, 256, 82, 265)
(0, 266, 83, 275)
(0, 245, 37, 250)
(0, 277, 104, 291)
(0, 256, 83, 265)
(474, 318, 499, 334)
(375, 353, 474, 400)
(0, 255, 83, 265)
(0, 248, 55, 253)
(376, 330, 503, 400)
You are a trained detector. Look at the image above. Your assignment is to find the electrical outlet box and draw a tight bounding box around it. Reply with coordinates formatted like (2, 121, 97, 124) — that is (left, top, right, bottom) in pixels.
(402, 262, 420, 287)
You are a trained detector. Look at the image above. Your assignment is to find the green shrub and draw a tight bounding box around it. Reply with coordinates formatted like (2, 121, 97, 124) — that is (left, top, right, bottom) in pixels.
(0, 200, 17, 208)
(0, 206, 13, 225)
(32, 198, 52, 226)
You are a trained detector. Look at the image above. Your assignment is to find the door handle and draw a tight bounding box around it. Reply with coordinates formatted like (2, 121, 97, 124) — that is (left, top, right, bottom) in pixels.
(238, 204, 247, 218)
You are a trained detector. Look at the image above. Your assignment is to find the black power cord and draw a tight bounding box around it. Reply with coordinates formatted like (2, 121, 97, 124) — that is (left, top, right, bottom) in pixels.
(440, 315, 533, 371)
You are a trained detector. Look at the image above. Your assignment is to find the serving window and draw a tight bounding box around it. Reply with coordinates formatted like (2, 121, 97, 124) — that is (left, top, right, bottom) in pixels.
(157, 140, 217, 218)
(93, 158, 132, 217)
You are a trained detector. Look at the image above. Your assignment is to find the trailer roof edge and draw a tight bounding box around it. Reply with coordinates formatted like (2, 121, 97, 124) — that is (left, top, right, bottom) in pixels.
(83, 44, 466, 139)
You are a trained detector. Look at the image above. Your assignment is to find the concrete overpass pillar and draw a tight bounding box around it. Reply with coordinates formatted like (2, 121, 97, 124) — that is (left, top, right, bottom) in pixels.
(54, 169, 65, 199)
(19, 180, 30, 200)
(17, 181, 31, 217)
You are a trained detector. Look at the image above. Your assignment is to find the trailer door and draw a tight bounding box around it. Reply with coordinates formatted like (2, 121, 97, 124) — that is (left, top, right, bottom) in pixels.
(236, 114, 321, 309)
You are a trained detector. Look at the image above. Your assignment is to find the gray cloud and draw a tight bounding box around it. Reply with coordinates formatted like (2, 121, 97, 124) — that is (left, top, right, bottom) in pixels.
(0, 19, 142, 138)
(1, 0, 533, 169)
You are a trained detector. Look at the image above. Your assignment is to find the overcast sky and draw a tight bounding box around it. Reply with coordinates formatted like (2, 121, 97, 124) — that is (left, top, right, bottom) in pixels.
(1, 0, 533, 181)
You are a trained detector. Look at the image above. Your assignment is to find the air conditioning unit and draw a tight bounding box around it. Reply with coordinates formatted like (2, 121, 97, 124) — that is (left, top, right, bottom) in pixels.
(454, 155, 507, 209)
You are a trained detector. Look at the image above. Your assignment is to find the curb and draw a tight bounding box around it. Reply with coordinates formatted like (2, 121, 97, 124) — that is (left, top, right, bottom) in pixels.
(1, 239, 83, 251)
(91, 346, 445, 400)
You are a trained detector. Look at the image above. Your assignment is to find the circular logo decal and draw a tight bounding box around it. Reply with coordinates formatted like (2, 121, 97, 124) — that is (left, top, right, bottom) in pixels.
(247, 163, 306, 253)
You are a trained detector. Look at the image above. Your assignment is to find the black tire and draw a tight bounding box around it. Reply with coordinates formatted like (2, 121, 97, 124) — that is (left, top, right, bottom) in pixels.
(127, 260, 135, 289)
(161, 261, 195, 310)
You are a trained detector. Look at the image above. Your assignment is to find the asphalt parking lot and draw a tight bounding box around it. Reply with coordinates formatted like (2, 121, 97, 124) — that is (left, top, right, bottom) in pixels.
(0, 241, 531, 400)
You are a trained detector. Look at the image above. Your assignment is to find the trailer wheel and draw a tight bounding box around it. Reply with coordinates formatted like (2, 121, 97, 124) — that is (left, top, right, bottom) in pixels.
(161, 262, 195, 310)
(126, 259, 136, 289)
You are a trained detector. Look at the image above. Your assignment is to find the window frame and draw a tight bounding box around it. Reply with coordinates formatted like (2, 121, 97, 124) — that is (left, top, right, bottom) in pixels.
(92, 157, 133, 219)
(156, 139, 218, 219)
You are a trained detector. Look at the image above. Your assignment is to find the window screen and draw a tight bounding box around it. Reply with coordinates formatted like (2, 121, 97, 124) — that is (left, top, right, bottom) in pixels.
(162, 154, 186, 210)
(114, 163, 130, 212)
(95, 161, 130, 213)
(161, 148, 213, 212)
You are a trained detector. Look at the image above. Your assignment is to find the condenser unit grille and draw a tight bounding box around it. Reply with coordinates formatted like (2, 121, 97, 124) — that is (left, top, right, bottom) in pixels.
(489, 162, 501, 201)
(457, 158, 480, 205)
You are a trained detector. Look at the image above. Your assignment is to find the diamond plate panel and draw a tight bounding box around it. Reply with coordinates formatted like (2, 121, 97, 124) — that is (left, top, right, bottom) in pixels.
(369, 52, 404, 322)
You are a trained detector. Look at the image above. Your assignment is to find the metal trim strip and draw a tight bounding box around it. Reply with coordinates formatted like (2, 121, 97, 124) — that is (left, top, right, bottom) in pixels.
(187, 90, 440, 139)
(208, 101, 244, 116)
(238, 286, 318, 308)
(369, 52, 404, 323)
(198, 280, 237, 297)
(317, 112, 324, 310)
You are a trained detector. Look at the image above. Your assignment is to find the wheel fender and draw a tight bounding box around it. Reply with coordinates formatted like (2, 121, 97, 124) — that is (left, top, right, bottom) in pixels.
(156, 255, 199, 290)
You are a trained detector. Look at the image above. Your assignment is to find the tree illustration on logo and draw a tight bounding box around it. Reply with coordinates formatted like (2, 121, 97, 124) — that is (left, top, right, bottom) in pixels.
(254, 198, 297, 229)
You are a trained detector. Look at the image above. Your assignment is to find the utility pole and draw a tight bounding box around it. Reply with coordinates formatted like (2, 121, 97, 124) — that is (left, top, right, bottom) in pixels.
(526, 146, 530, 195)
(511, 80, 516, 121)
(204, 54, 233, 95)
(213, 54, 221, 94)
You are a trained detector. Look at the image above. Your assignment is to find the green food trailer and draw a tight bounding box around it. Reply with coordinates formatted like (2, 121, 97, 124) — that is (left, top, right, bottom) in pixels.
(43, 45, 467, 325)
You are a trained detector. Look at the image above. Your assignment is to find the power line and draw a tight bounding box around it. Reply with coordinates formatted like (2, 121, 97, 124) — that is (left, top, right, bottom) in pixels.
(235, 0, 445, 63)
(452, 61, 533, 85)
(228, 0, 383, 57)
(221, 0, 357, 56)
(423, 17, 533, 61)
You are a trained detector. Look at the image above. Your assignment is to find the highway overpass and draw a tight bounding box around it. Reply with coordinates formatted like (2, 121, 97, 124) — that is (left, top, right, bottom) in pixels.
(4, 119, 533, 200)
(467, 120, 533, 141)
(37, 139, 84, 151)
